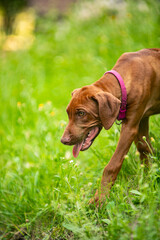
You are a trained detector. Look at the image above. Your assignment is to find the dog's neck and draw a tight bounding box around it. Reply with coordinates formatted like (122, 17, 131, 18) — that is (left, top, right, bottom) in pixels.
(93, 73, 122, 101)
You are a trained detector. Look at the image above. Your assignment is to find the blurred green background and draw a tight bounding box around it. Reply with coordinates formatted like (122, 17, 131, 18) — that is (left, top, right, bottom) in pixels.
(0, 0, 160, 239)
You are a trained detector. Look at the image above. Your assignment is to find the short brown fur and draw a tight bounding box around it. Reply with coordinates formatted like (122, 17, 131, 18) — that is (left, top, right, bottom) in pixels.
(61, 49, 160, 205)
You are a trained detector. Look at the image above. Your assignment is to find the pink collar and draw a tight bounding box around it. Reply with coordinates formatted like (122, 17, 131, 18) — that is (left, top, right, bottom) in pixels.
(104, 70, 127, 121)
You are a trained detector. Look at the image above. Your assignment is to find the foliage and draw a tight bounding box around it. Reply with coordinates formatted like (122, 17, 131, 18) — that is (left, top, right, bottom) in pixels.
(0, 0, 160, 239)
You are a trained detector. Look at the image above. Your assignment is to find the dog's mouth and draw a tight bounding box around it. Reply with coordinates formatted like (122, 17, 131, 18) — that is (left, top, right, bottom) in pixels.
(72, 126, 101, 158)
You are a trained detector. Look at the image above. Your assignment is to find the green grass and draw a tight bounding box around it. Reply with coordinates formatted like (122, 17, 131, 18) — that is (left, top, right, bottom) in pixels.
(0, 0, 160, 239)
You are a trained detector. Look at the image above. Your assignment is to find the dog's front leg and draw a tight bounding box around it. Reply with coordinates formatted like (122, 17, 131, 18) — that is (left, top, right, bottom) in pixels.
(90, 122, 139, 206)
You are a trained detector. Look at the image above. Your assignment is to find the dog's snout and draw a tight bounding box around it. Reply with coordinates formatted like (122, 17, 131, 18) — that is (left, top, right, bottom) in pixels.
(61, 136, 71, 145)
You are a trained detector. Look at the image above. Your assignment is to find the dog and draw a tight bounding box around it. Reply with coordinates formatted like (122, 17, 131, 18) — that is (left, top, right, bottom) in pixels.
(61, 48, 160, 205)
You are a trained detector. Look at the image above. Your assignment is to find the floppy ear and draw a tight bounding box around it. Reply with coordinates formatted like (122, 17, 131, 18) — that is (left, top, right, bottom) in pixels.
(71, 88, 80, 96)
(94, 92, 121, 130)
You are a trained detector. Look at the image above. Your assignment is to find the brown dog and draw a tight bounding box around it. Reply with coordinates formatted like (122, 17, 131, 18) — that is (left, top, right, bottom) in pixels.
(61, 48, 160, 204)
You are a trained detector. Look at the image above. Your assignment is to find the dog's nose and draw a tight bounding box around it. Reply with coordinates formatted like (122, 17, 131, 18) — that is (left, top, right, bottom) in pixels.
(61, 136, 71, 145)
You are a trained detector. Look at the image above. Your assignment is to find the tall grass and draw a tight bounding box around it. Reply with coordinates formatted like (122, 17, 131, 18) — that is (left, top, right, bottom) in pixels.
(0, 0, 160, 239)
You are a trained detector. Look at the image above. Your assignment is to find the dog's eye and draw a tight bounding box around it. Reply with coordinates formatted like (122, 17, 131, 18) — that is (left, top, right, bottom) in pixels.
(77, 111, 85, 117)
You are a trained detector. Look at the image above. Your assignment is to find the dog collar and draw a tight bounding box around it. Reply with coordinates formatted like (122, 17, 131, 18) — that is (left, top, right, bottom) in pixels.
(104, 70, 127, 121)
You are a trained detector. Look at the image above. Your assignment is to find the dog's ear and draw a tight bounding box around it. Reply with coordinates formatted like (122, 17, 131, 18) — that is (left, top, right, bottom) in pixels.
(71, 88, 80, 96)
(93, 92, 121, 130)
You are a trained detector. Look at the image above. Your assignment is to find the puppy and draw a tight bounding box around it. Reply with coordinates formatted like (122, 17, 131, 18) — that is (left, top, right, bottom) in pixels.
(61, 49, 160, 204)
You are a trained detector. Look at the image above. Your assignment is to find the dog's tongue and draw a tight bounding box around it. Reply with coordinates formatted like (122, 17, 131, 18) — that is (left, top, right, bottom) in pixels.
(72, 141, 83, 158)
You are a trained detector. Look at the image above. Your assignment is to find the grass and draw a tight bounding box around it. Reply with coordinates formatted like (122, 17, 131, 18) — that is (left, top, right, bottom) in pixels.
(0, 0, 160, 239)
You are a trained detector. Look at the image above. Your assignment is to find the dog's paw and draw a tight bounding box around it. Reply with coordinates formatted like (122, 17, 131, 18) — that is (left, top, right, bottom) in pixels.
(89, 190, 107, 208)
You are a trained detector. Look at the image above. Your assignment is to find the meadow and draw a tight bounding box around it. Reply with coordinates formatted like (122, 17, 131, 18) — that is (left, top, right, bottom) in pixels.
(0, 0, 160, 239)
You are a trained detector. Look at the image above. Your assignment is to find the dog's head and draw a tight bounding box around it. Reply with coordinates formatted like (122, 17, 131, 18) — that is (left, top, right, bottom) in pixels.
(61, 85, 121, 157)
